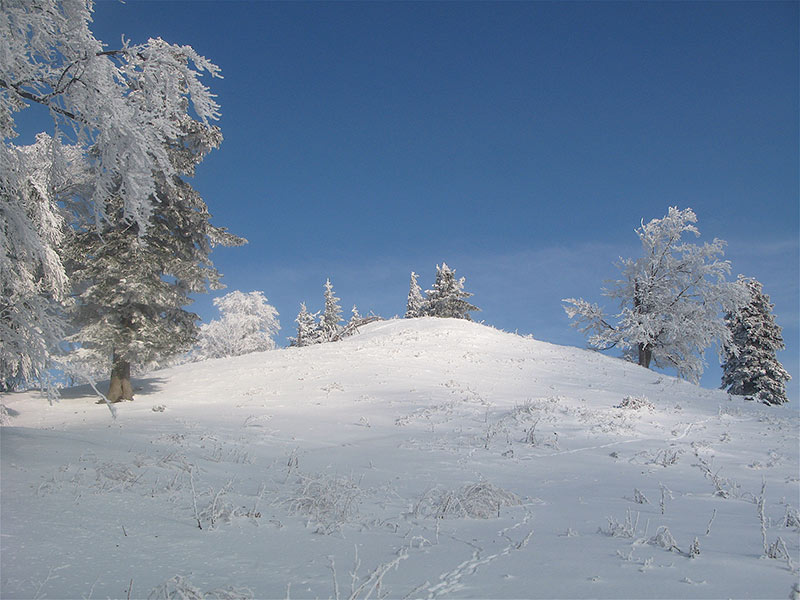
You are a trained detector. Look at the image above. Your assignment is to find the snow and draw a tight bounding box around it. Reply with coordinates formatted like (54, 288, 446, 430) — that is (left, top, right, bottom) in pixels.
(2, 318, 798, 599)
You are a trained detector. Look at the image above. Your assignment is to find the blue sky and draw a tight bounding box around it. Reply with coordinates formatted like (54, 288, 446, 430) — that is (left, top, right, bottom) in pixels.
(19, 1, 800, 399)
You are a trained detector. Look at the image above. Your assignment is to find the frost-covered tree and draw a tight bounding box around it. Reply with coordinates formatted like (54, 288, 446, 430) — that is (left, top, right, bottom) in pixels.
(721, 276, 790, 405)
(405, 271, 425, 318)
(0, 134, 88, 389)
(563, 207, 747, 382)
(1, 0, 222, 231)
(194, 291, 280, 361)
(1, 0, 225, 391)
(425, 263, 479, 320)
(64, 123, 244, 402)
(291, 302, 321, 348)
(320, 278, 343, 341)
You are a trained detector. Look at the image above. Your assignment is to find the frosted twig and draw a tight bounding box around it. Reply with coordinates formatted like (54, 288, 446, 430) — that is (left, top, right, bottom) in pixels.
(705, 508, 717, 536)
(189, 467, 202, 529)
(329, 555, 340, 600)
(757, 479, 768, 555)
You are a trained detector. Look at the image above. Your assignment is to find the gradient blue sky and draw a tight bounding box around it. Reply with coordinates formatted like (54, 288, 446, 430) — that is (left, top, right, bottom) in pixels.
(17, 1, 800, 399)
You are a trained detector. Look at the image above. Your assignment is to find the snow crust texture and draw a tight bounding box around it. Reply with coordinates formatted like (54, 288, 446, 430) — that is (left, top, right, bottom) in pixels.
(2, 318, 798, 599)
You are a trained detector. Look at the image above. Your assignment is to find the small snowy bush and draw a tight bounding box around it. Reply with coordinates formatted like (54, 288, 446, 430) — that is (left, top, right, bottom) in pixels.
(649, 526, 680, 552)
(616, 395, 655, 411)
(600, 508, 639, 538)
(288, 473, 363, 533)
(414, 481, 521, 519)
(148, 575, 253, 599)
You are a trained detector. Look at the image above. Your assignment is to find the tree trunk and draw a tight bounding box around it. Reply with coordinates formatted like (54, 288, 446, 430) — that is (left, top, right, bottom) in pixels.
(107, 353, 134, 402)
(638, 343, 653, 369)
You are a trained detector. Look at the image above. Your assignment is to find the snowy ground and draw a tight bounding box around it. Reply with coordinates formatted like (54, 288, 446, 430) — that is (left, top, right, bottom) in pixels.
(2, 318, 798, 599)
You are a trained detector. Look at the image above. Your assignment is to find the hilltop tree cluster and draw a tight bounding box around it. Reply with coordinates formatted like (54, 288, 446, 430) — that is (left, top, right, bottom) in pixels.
(291, 279, 378, 348)
(405, 263, 479, 321)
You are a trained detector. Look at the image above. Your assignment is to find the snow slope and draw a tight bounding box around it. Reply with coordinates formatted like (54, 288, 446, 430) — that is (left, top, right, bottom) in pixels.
(2, 318, 798, 599)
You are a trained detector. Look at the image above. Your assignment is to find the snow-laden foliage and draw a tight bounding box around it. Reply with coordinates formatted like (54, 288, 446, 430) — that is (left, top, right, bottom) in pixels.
(1, 1, 230, 391)
(292, 279, 347, 347)
(194, 291, 280, 360)
(1, 0, 222, 231)
(320, 278, 344, 341)
(414, 481, 522, 519)
(0, 134, 88, 389)
(563, 207, 747, 382)
(290, 302, 322, 348)
(721, 276, 790, 405)
(424, 262, 479, 320)
(64, 122, 245, 400)
(404, 271, 425, 318)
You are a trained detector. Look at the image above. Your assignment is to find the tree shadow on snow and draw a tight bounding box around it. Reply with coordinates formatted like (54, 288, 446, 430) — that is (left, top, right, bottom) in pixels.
(58, 376, 166, 400)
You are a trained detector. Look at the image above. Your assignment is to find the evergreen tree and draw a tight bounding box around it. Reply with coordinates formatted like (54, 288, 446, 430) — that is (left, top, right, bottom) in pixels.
(405, 271, 425, 318)
(65, 124, 244, 402)
(320, 278, 343, 341)
(721, 276, 791, 405)
(349, 304, 362, 325)
(425, 263, 479, 320)
(291, 302, 320, 347)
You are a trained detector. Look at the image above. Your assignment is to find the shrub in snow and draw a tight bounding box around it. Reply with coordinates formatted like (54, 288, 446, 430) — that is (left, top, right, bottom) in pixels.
(147, 575, 253, 599)
(563, 207, 747, 382)
(784, 505, 800, 529)
(648, 526, 680, 552)
(288, 473, 363, 533)
(721, 276, 791, 405)
(194, 290, 279, 360)
(600, 508, 639, 538)
(689, 537, 700, 558)
(616, 395, 654, 411)
(414, 481, 521, 519)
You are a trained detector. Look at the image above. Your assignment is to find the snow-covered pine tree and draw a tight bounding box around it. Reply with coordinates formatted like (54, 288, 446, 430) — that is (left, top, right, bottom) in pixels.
(563, 207, 748, 382)
(64, 123, 245, 402)
(425, 263, 479, 320)
(320, 279, 343, 341)
(349, 305, 362, 325)
(194, 291, 280, 360)
(405, 271, 426, 318)
(291, 303, 321, 347)
(721, 276, 791, 405)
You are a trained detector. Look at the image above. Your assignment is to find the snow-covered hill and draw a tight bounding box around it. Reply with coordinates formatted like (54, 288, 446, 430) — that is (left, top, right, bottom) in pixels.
(2, 318, 798, 599)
